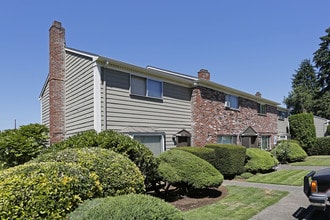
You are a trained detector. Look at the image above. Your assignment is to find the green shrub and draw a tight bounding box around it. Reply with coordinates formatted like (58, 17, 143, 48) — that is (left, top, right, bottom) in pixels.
(289, 113, 316, 153)
(50, 130, 99, 151)
(244, 148, 278, 173)
(327, 124, 330, 136)
(158, 150, 223, 190)
(0, 162, 102, 219)
(96, 130, 160, 186)
(49, 130, 160, 187)
(0, 123, 48, 168)
(272, 140, 307, 163)
(32, 147, 145, 196)
(205, 144, 246, 178)
(69, 194, 184, 220)
(309, 137, 330, 155)
(173, 146, 217, 167)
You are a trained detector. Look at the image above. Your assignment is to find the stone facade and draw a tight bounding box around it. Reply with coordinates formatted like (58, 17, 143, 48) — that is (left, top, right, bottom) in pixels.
(192, 86, 278, 147)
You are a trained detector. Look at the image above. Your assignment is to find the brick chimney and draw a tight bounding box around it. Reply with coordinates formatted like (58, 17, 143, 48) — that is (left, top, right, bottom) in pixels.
(49, 21, 65, 144)
(198, 69, 210, 80)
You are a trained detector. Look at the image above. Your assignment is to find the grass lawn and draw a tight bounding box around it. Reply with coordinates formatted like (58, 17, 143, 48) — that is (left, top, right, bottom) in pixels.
(183, 185, 288, 220)
(291, 155, 330, 166)
(246, 170, 310, 186)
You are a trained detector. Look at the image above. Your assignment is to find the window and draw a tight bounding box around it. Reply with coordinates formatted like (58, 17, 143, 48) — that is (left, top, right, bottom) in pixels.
(260, 136, 270, 150)
(217, 135, 237, 144)
(258, 103, 267, 115)
(131, 75, 163, 98)
(225, 95, 239, 109)
(278, 111, 286, 120)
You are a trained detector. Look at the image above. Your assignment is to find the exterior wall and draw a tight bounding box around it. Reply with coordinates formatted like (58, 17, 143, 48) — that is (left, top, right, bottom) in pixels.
(41, 83, 50, 128)
(192, 86, 278, 147)
(101, 68, 192, 150)
(64, 51, 95, 137)
(314, 116, 329, 137)
(277, 117, 289, 140)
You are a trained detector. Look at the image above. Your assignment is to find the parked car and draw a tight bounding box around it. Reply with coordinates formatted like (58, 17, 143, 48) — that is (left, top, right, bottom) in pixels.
(293, 168, 330, 219)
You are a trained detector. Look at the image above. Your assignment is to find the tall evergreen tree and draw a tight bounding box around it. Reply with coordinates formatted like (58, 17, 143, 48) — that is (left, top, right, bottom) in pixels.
(284, 59, 317, 114)
(313, 27, 330, 94)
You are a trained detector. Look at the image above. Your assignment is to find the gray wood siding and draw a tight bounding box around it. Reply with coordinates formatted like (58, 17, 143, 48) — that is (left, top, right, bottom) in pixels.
(102, 68, 192, 149)
(41, 82, 50, 127)
(65, 52, 94, 137)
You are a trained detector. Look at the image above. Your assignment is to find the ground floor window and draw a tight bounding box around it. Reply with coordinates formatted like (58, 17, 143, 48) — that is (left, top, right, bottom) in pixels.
(260, 136, 270, 150)
(217, 135, 237, 144)
(133, 134, 163, 156)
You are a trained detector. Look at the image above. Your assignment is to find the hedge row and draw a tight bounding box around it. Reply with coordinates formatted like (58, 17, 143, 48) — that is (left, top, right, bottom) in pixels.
(308, 137, 330, 155)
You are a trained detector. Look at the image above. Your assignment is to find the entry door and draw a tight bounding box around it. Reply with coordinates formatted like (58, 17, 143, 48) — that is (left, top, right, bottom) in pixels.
(241, 136, 257, 148)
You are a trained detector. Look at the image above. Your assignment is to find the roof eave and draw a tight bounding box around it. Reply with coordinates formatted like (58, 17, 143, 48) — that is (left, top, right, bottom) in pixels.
(195, 79, 280, 106)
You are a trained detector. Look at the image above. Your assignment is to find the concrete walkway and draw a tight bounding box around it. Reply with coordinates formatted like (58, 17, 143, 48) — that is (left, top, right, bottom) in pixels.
(222, 165, 329, 220)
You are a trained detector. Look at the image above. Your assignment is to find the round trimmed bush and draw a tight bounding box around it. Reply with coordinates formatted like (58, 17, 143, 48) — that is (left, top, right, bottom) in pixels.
(272, 140, 307, 163)
(0, 162, 102, 219)
(96, 130, 160, 186)
(173, 146, 217, 168)
(49, 130, 160, 187)
(158, 150, 223, 190)
(69, 194, 184, 220)
(32, 147, 145, 196)
(244, 148, 278, 173)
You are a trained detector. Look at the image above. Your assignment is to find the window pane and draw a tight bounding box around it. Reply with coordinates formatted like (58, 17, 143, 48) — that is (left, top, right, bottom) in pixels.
(261, 136, 269, 150)
(134, 135, 162, 155)
(225, 95, 238, 109)
(147, 79, 162, 98)
(230, 96, 238, 109)
(131, 76, 146, 96)
(217, 135, 236, 144)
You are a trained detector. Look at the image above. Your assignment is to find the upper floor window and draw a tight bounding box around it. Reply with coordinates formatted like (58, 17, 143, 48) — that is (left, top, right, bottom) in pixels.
(278, 111, 287, 120)
(258, 103, 267, 115)
(131, 75, 163, 99)
(225, 95, 239, 109)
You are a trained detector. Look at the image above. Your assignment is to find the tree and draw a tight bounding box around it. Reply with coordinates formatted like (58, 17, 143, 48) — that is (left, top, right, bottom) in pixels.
(312, 91, 330, 119)
(284, 59, 318, 114)
(313, 27, 330, 94)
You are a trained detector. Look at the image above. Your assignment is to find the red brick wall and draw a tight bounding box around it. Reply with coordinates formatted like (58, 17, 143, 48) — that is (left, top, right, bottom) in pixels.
(191, 86, 277, 147)
(49, 21, 65, 144)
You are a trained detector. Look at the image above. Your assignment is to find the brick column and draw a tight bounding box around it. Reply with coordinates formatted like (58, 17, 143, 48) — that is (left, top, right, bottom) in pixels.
(49, 21, 65, 144)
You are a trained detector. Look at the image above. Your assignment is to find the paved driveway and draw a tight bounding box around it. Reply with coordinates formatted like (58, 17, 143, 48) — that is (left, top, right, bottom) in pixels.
(223, 165, 329, 220)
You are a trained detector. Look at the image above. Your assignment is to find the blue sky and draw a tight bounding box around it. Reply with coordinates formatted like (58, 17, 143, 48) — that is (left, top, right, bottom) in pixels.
(0, 0, 329, 131)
